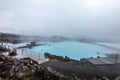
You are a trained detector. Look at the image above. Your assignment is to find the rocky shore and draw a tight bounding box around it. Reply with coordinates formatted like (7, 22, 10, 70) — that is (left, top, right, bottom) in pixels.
(0, 53, 69, 80)
(0, 51, 117, 80)
(2, 50, 94, 80)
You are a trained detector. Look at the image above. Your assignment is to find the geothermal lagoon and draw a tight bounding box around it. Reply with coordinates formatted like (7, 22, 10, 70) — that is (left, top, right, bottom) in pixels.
(19, 41, 120, 60)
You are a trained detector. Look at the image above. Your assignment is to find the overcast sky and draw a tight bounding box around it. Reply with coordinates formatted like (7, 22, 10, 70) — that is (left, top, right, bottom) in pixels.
(0, 0, 120, 39)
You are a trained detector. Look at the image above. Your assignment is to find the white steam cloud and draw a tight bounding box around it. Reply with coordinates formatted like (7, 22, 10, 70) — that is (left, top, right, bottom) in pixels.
(0, 0, 120, 39)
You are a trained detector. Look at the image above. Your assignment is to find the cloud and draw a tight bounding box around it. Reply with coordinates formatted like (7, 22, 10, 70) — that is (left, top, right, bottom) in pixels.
(0, 0, 120, 39)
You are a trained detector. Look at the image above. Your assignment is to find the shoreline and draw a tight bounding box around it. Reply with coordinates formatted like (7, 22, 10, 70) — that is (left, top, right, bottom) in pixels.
(1, 41, 120, 79)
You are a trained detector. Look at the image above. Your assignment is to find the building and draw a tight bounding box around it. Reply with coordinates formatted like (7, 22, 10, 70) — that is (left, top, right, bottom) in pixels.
(81, 54, 120, 65)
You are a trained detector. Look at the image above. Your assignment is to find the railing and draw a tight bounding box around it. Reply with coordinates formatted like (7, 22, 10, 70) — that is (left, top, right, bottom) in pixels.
(16, 49, 49, 64)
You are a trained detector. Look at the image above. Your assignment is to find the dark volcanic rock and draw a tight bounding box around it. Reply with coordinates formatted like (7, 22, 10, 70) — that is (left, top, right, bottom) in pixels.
(0, 54, 73, 80)
(44, 53, 79, 63)
(0, 52, 118, 80)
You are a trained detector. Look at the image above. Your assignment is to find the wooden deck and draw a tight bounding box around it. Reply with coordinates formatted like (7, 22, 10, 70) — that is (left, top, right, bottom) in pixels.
(86, 57, 120, 65)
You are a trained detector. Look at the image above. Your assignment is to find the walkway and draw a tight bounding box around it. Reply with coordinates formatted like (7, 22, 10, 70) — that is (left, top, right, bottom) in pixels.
(15, 49, 49, 64)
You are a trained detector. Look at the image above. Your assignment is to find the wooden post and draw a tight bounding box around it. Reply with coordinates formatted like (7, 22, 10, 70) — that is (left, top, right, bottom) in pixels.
(39, 52, 40, 60)
(115, 54, 118, 64)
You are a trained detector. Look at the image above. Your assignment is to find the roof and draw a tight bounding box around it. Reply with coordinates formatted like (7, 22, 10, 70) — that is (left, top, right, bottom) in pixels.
(86, 57, 120, 65)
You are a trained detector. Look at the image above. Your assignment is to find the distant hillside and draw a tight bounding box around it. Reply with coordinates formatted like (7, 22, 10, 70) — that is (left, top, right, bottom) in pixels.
(0, 32, 47, 43)
(0, 32, 118, 44)
(49, 36, 70, 42)
(75, 38, 120, 43)
(0, 32, 70, 43)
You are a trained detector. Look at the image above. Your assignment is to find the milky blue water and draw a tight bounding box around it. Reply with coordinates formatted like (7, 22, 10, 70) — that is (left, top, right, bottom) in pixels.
(27, 41, 117, 60)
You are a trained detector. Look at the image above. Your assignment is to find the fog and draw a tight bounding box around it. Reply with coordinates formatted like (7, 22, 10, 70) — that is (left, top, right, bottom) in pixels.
(0, 0, 120, 39)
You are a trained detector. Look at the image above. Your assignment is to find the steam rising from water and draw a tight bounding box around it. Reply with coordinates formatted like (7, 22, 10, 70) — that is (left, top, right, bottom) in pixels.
(0, 0, 120, 39)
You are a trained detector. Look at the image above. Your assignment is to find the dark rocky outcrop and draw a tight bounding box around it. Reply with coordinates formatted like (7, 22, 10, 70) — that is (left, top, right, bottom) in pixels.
(0, 53, 77, 80)
(9, 51, 17, 56)
(44, 53, 79, 63)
